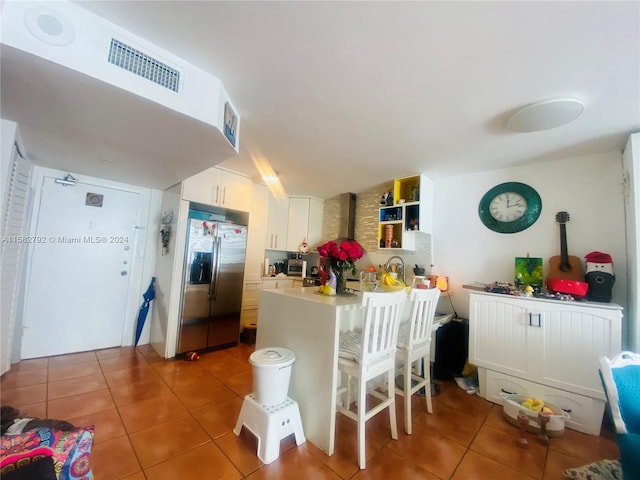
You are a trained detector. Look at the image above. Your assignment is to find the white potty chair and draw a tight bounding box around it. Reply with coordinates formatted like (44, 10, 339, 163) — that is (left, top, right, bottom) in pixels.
(234, 348, 305, 464)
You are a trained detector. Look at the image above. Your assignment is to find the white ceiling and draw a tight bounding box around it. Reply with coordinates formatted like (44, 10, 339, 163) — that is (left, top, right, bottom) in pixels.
(2, 1, 639, 198)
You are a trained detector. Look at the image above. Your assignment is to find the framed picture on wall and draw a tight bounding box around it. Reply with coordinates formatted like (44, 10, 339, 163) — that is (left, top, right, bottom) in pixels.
(224, 102, 238, 148)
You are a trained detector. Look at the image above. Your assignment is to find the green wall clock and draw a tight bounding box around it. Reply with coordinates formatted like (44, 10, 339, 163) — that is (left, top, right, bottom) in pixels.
(478, 182, 542, 234)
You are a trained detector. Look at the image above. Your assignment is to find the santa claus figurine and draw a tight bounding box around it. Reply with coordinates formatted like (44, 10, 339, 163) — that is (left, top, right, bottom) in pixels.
(584, 251, 615, 302)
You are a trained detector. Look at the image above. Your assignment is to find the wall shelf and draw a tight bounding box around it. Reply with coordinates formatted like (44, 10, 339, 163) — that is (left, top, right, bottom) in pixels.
(377, 174, 433, 251)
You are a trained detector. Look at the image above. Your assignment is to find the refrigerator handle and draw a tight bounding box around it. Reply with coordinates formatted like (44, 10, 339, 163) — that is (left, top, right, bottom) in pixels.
(209, 237, 222, 300)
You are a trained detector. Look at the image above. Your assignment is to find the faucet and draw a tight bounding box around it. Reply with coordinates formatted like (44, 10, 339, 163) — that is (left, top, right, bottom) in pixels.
(385, 255, 405, 284)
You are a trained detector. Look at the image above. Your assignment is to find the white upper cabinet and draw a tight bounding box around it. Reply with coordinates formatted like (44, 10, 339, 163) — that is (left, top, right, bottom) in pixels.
(181, 168, 213, 205)
(286, 197, 324, 251)
(182, 167, 252, 212)
(244, 183, 268, 282)
(308, 197, 324, 248)
(218, 170, 252, 212)
(266, 191, 289, 250)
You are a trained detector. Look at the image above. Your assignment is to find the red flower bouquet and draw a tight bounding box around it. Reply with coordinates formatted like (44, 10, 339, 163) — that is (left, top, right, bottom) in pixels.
(317, 240, 364, 272)
(317, 240, 364, 294)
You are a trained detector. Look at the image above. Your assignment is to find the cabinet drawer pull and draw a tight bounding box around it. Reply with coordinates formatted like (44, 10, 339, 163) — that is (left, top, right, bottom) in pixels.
(528, 313, 542, 327)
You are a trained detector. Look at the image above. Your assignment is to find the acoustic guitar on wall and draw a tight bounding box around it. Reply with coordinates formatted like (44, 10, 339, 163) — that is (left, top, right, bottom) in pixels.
(548, 211, 583, 281)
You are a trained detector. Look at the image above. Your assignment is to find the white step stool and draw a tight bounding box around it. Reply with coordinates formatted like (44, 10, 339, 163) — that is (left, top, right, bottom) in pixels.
(233, 393, 305, 464)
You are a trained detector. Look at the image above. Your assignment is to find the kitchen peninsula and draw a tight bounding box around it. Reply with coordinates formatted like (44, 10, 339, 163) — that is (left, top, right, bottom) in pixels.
(256, 287, 364, 455)
(256, 286, 453, 454)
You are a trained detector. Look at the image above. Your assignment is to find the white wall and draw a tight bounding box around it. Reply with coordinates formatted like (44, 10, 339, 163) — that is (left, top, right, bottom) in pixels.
(149, 184, 186, 358)
(433, 152, 628, 329)
(134, 188, 162, 346)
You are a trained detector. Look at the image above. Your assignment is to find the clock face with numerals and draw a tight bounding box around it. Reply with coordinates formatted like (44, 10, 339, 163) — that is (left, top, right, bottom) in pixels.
(489, 192, 527, 222)
(478, 182, 542, 233)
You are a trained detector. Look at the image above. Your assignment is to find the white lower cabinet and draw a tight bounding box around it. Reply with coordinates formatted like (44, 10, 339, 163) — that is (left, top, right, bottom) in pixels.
(241, 307, 258, 328)
(469, 291, 622, 435)
(242, 278, 295, 328)
(241, 281, 261, 328)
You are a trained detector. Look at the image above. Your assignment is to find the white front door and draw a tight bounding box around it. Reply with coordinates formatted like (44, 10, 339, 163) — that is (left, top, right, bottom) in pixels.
(21, 176, 140, 358)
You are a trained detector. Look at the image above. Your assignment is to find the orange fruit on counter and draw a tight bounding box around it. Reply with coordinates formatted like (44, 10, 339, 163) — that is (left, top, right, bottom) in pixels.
(366, 265, 377, 272)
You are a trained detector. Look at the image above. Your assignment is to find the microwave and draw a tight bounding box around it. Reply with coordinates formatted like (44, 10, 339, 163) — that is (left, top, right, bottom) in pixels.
(287, 259, 306, 277)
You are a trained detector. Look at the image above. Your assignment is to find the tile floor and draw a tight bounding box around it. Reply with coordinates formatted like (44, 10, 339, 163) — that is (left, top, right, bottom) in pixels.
(1, 343, 619, 479)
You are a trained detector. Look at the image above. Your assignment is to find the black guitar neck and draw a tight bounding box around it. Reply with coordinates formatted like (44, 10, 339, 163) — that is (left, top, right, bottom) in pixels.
(556, 211, 571, 272)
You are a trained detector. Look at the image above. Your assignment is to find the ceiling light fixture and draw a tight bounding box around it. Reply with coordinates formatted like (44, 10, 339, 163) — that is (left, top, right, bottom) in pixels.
(507, 98, 584, 133)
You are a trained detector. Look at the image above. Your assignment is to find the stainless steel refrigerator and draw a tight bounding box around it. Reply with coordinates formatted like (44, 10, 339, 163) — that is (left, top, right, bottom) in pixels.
(178, 205, 248, 354)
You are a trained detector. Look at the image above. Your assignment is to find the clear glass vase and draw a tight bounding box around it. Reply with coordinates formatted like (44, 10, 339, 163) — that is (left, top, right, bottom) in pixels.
(331, 263, 348, 295)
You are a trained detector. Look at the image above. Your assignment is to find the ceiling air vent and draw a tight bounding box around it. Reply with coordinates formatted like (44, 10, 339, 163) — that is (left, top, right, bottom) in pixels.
(108, 38, 180, 92)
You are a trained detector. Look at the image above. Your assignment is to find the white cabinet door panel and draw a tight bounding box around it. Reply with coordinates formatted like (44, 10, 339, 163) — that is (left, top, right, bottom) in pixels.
(540, 305, 621, 398)
(183, 168, 251, 213)
(469, 295, 531, 378)
(287, 197, 309, 251)
(243, 184, 267, 281)
(182, 168, 215, 205)
(219, 170, 251, 212)
(266, 193, 289, 250)
(307, 198, 324, 247)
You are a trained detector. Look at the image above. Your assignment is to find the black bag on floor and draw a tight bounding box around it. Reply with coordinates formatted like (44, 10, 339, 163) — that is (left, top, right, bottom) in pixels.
(433, 320, 469, 381)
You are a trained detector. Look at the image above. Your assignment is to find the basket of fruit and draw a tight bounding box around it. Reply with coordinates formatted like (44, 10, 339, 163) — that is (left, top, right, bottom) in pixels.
(500, 392, 570, 437)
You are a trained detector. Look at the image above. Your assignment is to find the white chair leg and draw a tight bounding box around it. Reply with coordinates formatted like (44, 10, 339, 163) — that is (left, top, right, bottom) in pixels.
(425, 357, 433, 414)
(357, 378, 367, 469)
(388, 369, 398, 440)
(404, 357, 413, 434)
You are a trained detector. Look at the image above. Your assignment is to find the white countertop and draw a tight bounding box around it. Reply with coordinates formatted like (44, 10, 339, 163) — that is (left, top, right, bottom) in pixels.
(466, 288, 622, 310)
(261, 275, 306, 280)
(261, 287, 363, 306)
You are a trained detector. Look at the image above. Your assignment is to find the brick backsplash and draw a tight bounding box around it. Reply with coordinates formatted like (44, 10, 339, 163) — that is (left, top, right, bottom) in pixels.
(320, 196, 340, 243)
(355, 187, 390, 252)
(321, 184, 391, 250)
